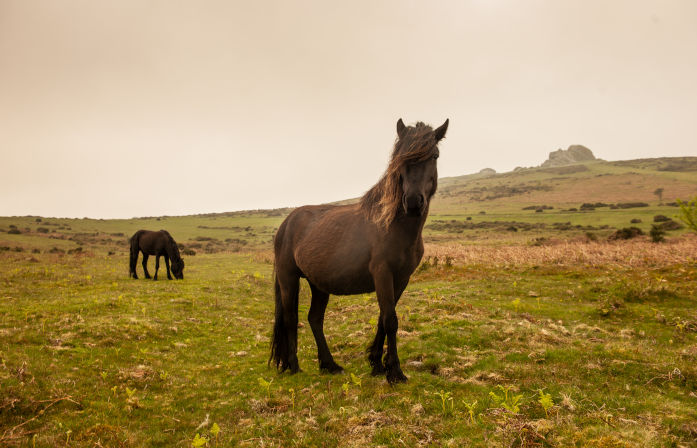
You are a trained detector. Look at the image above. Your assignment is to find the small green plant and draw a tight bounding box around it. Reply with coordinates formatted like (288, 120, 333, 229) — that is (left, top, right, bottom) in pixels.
(65, 429, 72, 444)
(676, 197, 697, 233)
(100, 371, 108, 380)
(511, 298, 521, 312)
(350, 373, 362, 388)
(210, 423, 221, 444)
(463, 399, 478, 424)
(191, 433, 208, 447)
(341, 381, 350, 397)
(125, 387, 136, 398)
(537, 389, 554, 418)
(159, 370, 169, 381)
(435, 390, 454, 414)
(257, 377, 273, 399)
(288, 388, 295, 411)
(489, 385, 523, 415)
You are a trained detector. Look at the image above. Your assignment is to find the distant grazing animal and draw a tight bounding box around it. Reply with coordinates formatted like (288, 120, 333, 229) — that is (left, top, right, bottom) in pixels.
(271, 118, 449, 383)
(129, 230, 184, 280)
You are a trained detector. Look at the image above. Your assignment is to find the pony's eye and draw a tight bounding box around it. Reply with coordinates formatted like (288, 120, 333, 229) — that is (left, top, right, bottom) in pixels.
(433, 153, 439, 160)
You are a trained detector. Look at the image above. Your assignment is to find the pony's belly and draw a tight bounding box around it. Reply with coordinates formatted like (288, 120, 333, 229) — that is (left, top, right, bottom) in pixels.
(296, 248, 375, 295)
(308, 272, 375, 296)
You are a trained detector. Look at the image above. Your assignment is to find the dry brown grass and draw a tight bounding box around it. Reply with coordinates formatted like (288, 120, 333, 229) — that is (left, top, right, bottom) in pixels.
(425, 233, 697, 268)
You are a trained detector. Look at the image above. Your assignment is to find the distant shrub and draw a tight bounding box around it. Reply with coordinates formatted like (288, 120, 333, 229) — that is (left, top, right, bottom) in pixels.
(479, 211, 486, 215)
(9, 224, 17, 228)
(581, 202, 609, 210)
(535, 209, 543, 213)
(182, 248, 196, 256)
(522, 205, 553, 211)
(609, 227, 644, 240)
(585, 232, 598, 242)
(567, 208, 578, 212)
(195, 236, 215, 241)
(37, 227, 49, 233)
(506, 226, 518, 232)
(530, 237, 549, 246)
(650, 224, 665, 243)
(0, 246, 10, 252)
(615, 202, 649, 209)
(49, 247, 65, 254)
(658, 220, 683, 231)
(35, 218, 42, 222)
(630, 218, 642, 224)
(8, 228, 21, 235)
(68, 247, 83, 254)
(32, 248, 41, 254)
(653, 215, 670, 222)
(466, 217, 472, 220)
(13, 247, 24, 252)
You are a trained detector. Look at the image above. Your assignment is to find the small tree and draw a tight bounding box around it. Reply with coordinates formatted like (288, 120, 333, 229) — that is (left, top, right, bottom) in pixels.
(654, 188, 664, 204)
(677, 197, 697, 233)
(650, 224, 665, 243)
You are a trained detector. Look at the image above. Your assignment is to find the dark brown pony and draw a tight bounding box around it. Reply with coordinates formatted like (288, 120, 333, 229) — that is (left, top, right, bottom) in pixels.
(129, 230, 185, 280)
(271, 118, 449, 383)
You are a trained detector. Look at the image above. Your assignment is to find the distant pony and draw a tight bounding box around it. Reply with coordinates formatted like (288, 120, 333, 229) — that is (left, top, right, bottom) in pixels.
(129, 230, 184, 280)
(271, 118, 448, 383)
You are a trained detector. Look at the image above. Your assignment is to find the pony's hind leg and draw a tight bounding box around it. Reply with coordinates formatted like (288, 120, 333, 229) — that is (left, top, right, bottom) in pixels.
(142, 254, 151, 279)
(308, 283, 343, 374)
(276, 271, 301, 373)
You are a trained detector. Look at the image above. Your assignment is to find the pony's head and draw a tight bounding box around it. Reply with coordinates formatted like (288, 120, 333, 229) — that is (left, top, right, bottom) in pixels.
(171, 258, 185, 279)
(394, 118, 448, 217)
(361, 118, 449, 227)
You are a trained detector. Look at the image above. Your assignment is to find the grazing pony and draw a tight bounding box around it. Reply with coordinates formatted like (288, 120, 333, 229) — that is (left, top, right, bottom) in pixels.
(129, 230, 185, 280)
(271, 118, 449, 383)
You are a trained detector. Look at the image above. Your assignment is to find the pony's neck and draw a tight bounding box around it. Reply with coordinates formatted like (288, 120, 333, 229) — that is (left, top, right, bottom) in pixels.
(165, 239, 181, 261)
(391, 205, 429, 242)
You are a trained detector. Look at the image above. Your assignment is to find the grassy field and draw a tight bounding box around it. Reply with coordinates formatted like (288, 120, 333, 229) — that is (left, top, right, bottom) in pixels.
(1, 157, 697, 447)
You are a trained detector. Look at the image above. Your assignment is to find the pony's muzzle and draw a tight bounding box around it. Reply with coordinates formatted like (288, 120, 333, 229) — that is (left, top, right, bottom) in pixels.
(403, 193, 425, 216)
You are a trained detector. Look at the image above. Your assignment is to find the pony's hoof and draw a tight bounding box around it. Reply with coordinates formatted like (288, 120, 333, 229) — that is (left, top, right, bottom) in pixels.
(370, 364, 386, 376)
(319, 361, 344, 374)
(386, 368, 408, 384)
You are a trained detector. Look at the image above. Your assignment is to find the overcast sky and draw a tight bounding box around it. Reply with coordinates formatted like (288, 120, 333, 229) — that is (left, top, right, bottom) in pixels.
(1, 1, 696, 218)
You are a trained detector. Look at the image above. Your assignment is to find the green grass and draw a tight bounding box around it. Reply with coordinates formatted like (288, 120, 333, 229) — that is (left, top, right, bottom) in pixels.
(2, 156, 697, 446)
(2, 248, 696, 447)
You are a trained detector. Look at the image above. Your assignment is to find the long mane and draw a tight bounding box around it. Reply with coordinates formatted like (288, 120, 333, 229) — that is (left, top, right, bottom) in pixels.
(160, 230, 182, 262)
(359, 122, 438, 228)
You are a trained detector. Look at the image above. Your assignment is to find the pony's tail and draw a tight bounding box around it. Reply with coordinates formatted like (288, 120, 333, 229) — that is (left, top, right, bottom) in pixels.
(129, 231, 142, 278)
(269, 274, 289, 372)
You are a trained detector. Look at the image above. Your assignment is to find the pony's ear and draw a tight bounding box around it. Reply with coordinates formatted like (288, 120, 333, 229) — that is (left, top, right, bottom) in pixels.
(434, 119, 449, 142)
(396, 118, 406, 139)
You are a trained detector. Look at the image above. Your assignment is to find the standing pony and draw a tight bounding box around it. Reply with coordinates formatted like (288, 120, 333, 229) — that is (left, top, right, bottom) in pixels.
(129, 230, 185, 280)
(271, 118, 448, 383)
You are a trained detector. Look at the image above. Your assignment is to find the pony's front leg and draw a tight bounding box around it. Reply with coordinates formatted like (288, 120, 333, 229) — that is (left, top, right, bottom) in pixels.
(153, 255, 160, 280)
(164, 255, 172, 280)
(372, 265, 407, 384)
(368, 317, 386, 376)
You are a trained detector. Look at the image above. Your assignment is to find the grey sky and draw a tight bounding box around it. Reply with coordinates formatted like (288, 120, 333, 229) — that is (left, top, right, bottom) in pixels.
(1, 0, 696, 218)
